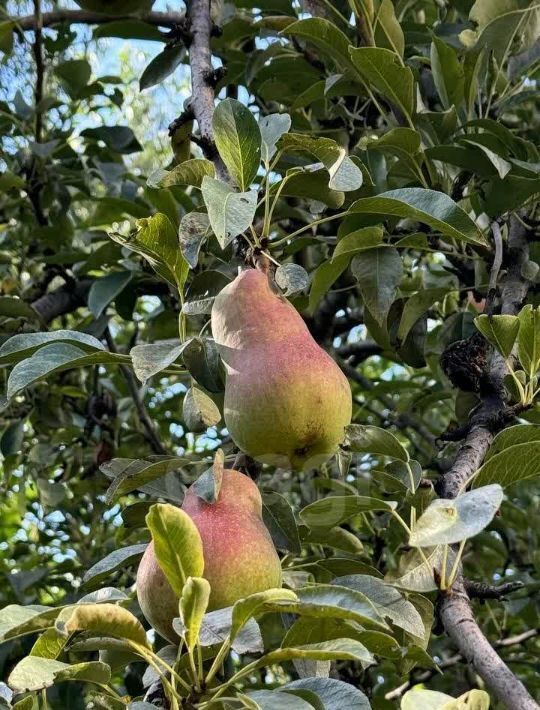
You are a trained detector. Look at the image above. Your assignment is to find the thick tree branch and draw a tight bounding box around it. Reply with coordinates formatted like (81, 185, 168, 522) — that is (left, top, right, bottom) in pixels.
(31, 279, 92, 323)
(437, 216, 536, 709)
(186, 0, 226, 177)
(15, 10, 185, 32)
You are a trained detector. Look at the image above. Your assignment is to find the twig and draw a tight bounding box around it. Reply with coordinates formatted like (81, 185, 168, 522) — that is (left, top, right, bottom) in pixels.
(436, 216, 537, 709)
(105, 330, 167, 456)
(464, 579, 525, 600)
(15, 10, 185, 32)
(186, 0, 226, 178)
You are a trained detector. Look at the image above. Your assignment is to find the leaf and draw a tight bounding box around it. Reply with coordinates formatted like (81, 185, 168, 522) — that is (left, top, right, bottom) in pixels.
(262, 490, 301, 553)
(93, 19, 164, 41)
(402, 687, 490, 710)
(55, 60, 91, 97)
(0, 606, 59, 642)
(246, 690, 314, 709)
(147, 159, 215, 190)
(259, 113, 291, 162)
(300, 496, 396, 530)
(349, 47, 414, 123)
(88, 271, 132, 318)
(398, 288, 449, 342)
(278, 167, 345, 208)
(81, 125, 141, 154)
(474, 314, 520, 358)
(57, 603, 148, 647)
(275, 263, 309, 296)
(345, 424, 409, 461)
(0, 330, 105, 366)
(517, 304, 540, 375)
(467, 0, 539, 64)
(351, 248, 403, 326)
(288, 585, 387, 631)
(280, 134, 362, 191)
(386, 546, 453, 592)
(131, 212, 188, 289)
(82, 545, 147, 589)
(332, 226, 384, 261)
(261, 638, 375, 666)
(130, 340, 185, 384)
(485, 424, 540, 462)
(198, 607, 264, 654)
(179, 577, 211, 651)
(284, 677, 371, 709)
(409, 485, 504, 546)
(102, 457, 187, 502)
(374, 0, 404, 58)
(181, 336, 222, 392)
(348, 188, 485, 245)
(430, 37, 464, 110)
(140, 44, 185, 90)
(146, 503, 204, 596)
(179, 212, 212, 268)
(332, 575, 425, 638)
(282, 18, 355, 73)
(6, 344, 128, 399)
(0, 22, 14, 56)
(201, 177, 258, 248)
(231, 589, 299, 642)
(474, 441, 540, 487)
(0, 420, 25, 457)
(213, 98, 261, 189)
(8, 658, 110, 693)
(0, 296, 39, 321)
(182, 387, 221, 432)
(308, 256, 349, 312)
(191, 450, 224, 503)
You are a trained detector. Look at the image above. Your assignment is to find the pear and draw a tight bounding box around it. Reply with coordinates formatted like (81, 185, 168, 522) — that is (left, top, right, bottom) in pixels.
(211, 268, 352, 469)
(136, 469, 282, 642)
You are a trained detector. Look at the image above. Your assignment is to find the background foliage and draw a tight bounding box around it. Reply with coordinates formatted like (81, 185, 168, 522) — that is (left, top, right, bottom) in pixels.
(0, 0, 538, 708)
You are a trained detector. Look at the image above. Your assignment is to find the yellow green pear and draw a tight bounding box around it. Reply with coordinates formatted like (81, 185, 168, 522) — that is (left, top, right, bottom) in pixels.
(136, 469, 282, 642)
(211, 268, 352, 469)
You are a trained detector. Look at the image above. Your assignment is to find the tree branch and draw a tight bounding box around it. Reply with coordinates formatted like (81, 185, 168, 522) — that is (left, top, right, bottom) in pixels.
(31, 279, 92, 324)
(186, 0, 226, 177)
(436, 216, 536, 709)
(105, 330, 167, 456)
(464, 579, 525, 600)
(15, 10, 185, 32)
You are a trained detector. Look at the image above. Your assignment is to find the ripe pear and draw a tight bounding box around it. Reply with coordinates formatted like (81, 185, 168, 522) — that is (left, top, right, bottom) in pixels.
(211, 268, 352, 469)
(136, 469, 282, 642)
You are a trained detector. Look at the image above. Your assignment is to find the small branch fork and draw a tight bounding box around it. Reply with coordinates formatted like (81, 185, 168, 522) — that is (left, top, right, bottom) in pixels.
(436, 217, 538, 710)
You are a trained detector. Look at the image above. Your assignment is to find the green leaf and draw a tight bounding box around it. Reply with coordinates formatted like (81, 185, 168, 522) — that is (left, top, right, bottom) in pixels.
(181, 336, 223, 392)
(0, 420, 25, 456)
(275, 263, 309, 296)
(57, 603, 149, 647)
(191, 450, 224, 504)
(332, 226, 384, 261)
(349, 47, 414, 123)
(0, 606, 59, 643)
(259, 113, 291, 162)
(402, 688, 490, 710)
(282, 18, 355, 73)
(351, 248, 403, 326)
(82, 545, 147, 589)
(0, 21, 14, 56)
(8, 658, 110, 693)
(102, 457, 188, 502)
(246, 690, 314, 710)
(146, 503, 204, 596)
(300, 495, 396, 530)
(373, 0, 405, 57)
(277, 167, 345, 208)
(130, 340, 185, 384)
(398, 288, 449, 342)
(213, 98, 261, 190)
(261, 638, 375, 666)
(198, 607, 264, 654)
(280, 134, 362, 191)
(284, 677, 371, 709)
(54, 60, 91, 98)
(93, 20, 164, 41)
(231, 589, 299, 642)
(474, 314, 520, 358)
(0, 297, 39, 321)
(409, 485, 503, 546)
(485, 424, 540, 462)
(0, 330, 104, 366)
(430, 37, 464, 110)
(345, 424, 409, 461)
(385, 546, 453, 592)
(179, 212, 212, 268)
(348, 188, 486, 245)
(88, 271, 132, 318)
(467, 0, 539, 64)
(308, 256, 349, 313)
(201, 177, 257, 247)
(140, 44, 185, 90)
(475, 441, 540, 487)
(182, 386, 221, 432)
(332, 575, 425, 638)
(288, 585, 387, 631)
(262, 490, 301, 553)
(147, 159, 215, 189)
(517, 304, 540, 375)
(6, 344, 128, 399)
(180, 576, 211, 651)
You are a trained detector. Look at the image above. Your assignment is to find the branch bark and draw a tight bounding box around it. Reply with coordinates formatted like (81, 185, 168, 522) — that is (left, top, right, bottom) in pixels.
(186, 0, 226, 178)
(437, 216, 537, 709)
(15, 10, 185, 32)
